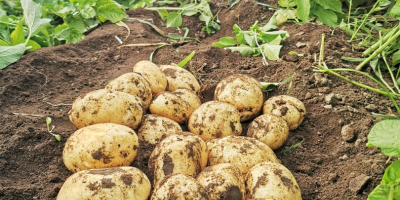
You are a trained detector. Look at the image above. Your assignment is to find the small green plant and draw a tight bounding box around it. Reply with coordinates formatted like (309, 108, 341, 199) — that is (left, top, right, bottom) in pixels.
(46, 117, 61, 142)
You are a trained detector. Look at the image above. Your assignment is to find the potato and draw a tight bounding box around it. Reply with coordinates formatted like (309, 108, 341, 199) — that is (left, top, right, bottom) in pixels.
(133, 60, 167, 96)
(247, 114, 289, 150)
(149, 91, 192, 124)
(207, 136, 279, 177)
(105, 72, 152, 109)
(69, 89, 144, 130)
(149, 132, 208, 187)
(188, 101, 242, 141)
(172, 88, 201, 113)
(196, 163, 245, 200)
(151, 174, 207, 200)
(245, 162, 302, 200)
(57, 166, 151, 200)
(63, 123, 139, 173)
(159, 64, 200, 93)
(137, 114, 182, 145)
(214, 74, 263, 122)
(263, 95, 306, 130)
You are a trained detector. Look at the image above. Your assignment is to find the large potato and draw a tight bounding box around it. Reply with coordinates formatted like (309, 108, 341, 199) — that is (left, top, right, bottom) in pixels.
(69, 89, 144, 130)
(105, 72, 152, 109)
(247, 114, 289, 150)
(188, 101, 242, 141)
(57, 166, 151, 200)
(207, 136, 279, 177)
(63, 123, 139, 173)
(172, 88, 201, 113)
(133, 60, 167, 96)
(149, 91, 192, 124)
(263, 95, 306, 130)
(149, 132, 208, 187)
(196, 163, 245, 200)
(214, 74, 263, 122)
(137, 114, 182, 145)
(159, 64, 201, 93)
(151, 174, 207, 200)
(245, 162, 302, 200)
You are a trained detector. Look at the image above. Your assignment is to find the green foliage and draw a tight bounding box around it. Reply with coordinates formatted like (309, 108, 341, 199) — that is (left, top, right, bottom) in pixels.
(46, 117, 61, 141)
(367, 120, 400, 157)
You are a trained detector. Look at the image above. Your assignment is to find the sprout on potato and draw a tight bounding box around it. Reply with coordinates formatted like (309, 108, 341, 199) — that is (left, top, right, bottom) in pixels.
(133, 60, 167, 96)
(151, 174, 207, 200)
(137, 114, 182, 145)
(159, 64, 200, 93)
(149, 91, 192, 124)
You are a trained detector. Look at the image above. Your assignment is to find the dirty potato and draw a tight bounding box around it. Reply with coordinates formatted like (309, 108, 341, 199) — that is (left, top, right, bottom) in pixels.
(57, 166, 151, 200)
(149, 91, 192, 124)
(196, 163, 245, 200)
(263, 95, 306, 130)
(245, 162, 302, 200)
(188, 101, 242, 141)
(137, 114, 182, 145)
(62, 123, 139, 173)
(172, 88, 201, 113)
(151, 174, 207, 200)
(159, 64, 201, 93)
(105, 72, 152, 109)
(69, 89, 144, 130)
(214, 74, 263, 122)
(133, 60, 167, 96)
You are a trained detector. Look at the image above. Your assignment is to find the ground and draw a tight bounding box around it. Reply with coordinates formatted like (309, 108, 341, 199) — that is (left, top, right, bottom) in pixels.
(0, 1, 395, 199)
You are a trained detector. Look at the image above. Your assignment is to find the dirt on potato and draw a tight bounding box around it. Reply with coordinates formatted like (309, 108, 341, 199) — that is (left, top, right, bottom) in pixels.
(0, 0, 394, 199)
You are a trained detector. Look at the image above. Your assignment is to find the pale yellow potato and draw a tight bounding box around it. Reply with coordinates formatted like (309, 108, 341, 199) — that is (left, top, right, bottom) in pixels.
(214, 74, 263, 122)
(137, 114, 182, 145)
(188, 101, 242, 141)
(263, 95, 306, 130)
(207, 136, 279, 177)
(69, 89, 144, 130)
(62, 123, 139, 173)
(105, 72, 152, 109)
(151, 174, 207, 200)
(133, 60, 167, 96)
(245, 162, 302, 200)
(196, 163, 245, 200)
(172, 88, 201, 114)
(247, 114, 289, 150)
(57, 166, 151, 200)
(149, 91, 192, 124)
(149, 132, 208, 187)
(159, 64, 200, 93)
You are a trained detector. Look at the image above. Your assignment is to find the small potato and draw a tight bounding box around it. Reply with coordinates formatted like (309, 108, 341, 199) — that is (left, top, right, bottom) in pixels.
(172, 88, 201, 113)
(196, 163, 245, 200)
(63, 123, 139, 173)
(133, 60, 167, 96)
(137, 114, 182, 145)
(207, 136, 279, 177)
(149, 91, 192, 124)
(263, 95, 306, 130)
(151, 174, 207, 200)
(245, 162, 302, 200)
(214, 74, 263, 122)
(149, 132, 208, 187)
(159, 64, 200, 93)
(188, 101, 242, 141)
(57, 166, 151, 200)
(69, 89, 144, 130)
(105, 72, 152, 109)
(247, 114, 289, 150)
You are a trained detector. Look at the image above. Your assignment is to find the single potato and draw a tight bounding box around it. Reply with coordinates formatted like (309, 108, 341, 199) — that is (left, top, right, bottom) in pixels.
(159, 64, 200, 93)
(151, 174, 207, 200)
(63, 123, 139, 173)
(69, 89, 144, 130)
(137, 114, 182, 145)
(57, 166, 151, 200)
(133, 60, 167, 96)
(172, 88, 201, 113)
(188, 101, 242, 141)
(149, 91, 192, 124)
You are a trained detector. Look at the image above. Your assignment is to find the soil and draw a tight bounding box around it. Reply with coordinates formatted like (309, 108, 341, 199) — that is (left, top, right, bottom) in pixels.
(0, 1, 395, 199)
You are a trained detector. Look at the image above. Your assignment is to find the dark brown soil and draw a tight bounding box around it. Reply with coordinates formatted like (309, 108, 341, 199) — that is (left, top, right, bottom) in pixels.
(0, 1, 394, 199)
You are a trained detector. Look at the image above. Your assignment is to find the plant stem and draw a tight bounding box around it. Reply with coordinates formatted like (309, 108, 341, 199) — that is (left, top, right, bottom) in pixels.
(382, 51, 400, 93)
(347, 0, 352, 24)
(363, 26, 398, 56)
(348, 0, 380, 43)
(253, 30, 268, 66)
(319, 33, 325, 65)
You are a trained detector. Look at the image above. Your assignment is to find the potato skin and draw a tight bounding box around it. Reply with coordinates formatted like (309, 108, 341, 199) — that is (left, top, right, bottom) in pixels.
(137, 114, 182, 145)
(188, 101, 242, 141)
(151, 174, 207, 200)
(63, 123, 139, 173)
(149, 91, 192, 124)
(214, 74, 263, 122)
(149, 132, 208, 187)
(69, 89, 144, 130)
(196, 163, 245, 200)
(159, 64, 200, 93)
(245, 162, 302, 200)
(57, 166, 151, 200)
(172, 88, 201, 113)
(263, 95, 306, 130)
(247, 114, 289, 150)
(105, 72, 152, 109)
(133, 60, 167, 96)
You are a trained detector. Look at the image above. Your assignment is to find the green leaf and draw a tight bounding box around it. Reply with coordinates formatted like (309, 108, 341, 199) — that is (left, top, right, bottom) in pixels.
(368, 161, 400, 199)
(366, 120, 400, 157)
(295, 0, 310, 22)
(54, 134, 61, 141)
(367, 184, 391, 200)
(224, 45, 257, 56)
(0, 44, 26, 69)
(390, 0, 400, 17)
(312, 5, 338, 26)
(66, 29, 85, 44)
(382, 160, 400, 184)
(166, 12, 182, 28)
(278, 0, 296, 8)
(275, 9, 298, 25)
(21, 0, 51, 35)
(26, 39, 41, 51)
(0, 39, 9, 46)
(372, 113, 400, 120)
(393, 49, 400, 67)
(262, 44, 282, 60)
(10, 21, 25, 45)
(244, 33, 256, 47)
(178, 51, 195, 68)
(260, 82, 280, 90)
(97, 3, 126, 23)
(314, 0, 343, 14)
(288, 51, 304, 56)
(212, 37, 236, 48)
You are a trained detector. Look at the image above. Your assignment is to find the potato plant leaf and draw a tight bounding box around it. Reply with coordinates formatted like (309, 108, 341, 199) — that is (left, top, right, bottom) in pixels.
(212, 37, 236, 48)
(368, 160, 400, 200)
(21, 0, 51, 35)
(10, 21, 25, 45)
(366, 120, 400, 157)
(0, 44, 26, 69)
(262, 44, 282, 60)
(224, 45, 257, 56)
(314, 0, 343, 14)
(166, 12, 182, 28)
(295, 0, 310, 22)
(96, 3, 126, 23)
(312, 5, 338, 26)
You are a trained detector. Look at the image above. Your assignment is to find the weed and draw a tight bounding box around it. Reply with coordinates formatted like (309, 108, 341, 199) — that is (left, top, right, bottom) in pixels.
(46, 117, 61, 142)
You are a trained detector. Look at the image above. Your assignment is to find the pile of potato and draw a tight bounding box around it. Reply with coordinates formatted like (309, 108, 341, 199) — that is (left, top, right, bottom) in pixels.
(57, 60, 306, 200)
